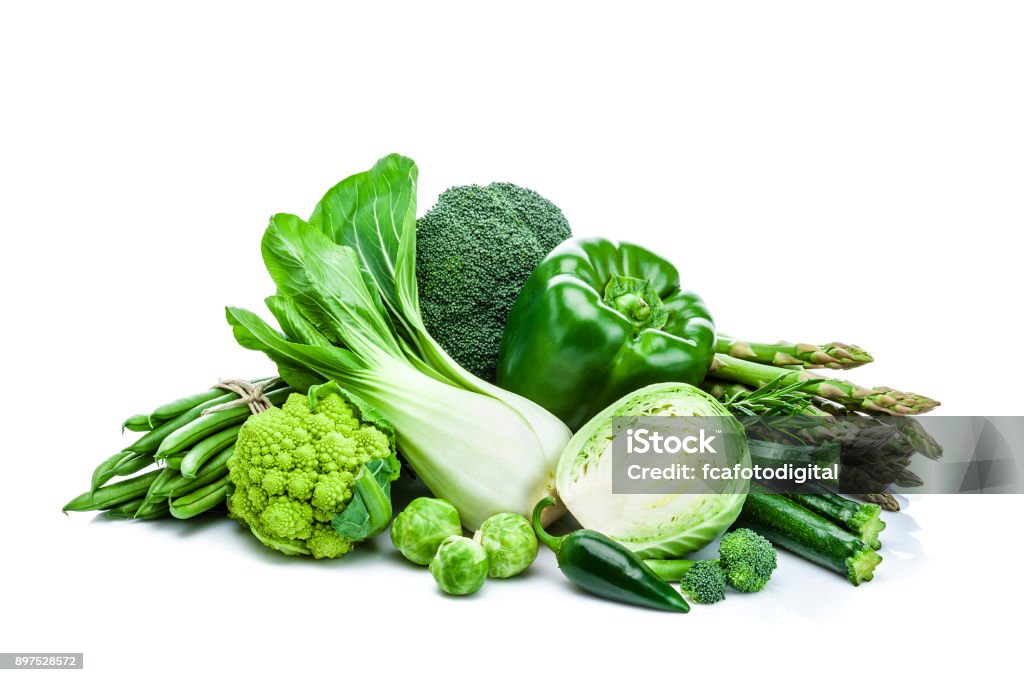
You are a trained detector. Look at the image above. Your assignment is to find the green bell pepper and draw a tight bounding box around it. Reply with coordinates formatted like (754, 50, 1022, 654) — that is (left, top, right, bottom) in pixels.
(497, 237, 715, 430)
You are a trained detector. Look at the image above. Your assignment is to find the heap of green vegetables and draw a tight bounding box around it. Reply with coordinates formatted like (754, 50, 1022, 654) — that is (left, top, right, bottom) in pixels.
(65, 153, 942, 611)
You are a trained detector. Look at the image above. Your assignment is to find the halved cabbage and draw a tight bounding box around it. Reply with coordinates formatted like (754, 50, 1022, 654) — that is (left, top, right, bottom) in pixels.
(555, 382, 749, 559)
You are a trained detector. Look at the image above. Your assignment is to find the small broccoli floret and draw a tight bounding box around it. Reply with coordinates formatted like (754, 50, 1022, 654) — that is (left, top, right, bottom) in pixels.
(226, 388, 398, 559)
(718, 528, 778, 593)
(678, 560, 726, 604)
(416, 182, 571, 382)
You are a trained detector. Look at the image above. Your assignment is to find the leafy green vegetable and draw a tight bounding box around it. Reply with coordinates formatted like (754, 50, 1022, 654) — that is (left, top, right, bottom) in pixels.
(309, 154, 418, 324)
(332, 457, 399, 541)
(555, 382, 748, 559)
(226, 155, 571, 530)
(415, 182, 571, 382)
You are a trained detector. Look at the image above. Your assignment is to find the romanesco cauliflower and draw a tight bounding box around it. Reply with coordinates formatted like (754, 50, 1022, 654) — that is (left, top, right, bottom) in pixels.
(227, 383, 398, 559)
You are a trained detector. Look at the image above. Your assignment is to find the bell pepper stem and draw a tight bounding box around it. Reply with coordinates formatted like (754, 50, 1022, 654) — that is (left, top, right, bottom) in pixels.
(532, 497, 565, 553)
(603, 274, 668, 331)
(613, 293, 651, 322)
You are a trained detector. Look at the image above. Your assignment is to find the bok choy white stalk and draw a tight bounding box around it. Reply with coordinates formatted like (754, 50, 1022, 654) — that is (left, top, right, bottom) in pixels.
(226, 155, 571, 529)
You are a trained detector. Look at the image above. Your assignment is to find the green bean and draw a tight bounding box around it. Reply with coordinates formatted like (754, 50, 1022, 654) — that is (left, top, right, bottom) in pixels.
(105, 497, 145, 519)
(91, 451, 129, 490)
(124, 391, 241, 455)
(113, 453, 155, 479)
(156, 387, 291, 458)
(156, 408, 249, 458)
(162, 454, 184, 470)
(146, 467, 187, 498)
(91, 450, 155, 491)
(122, 413, 155, 432)
(138, 468, 177, 509)
(180, 425, 241, 479)
(64, 470, 162, 512)
(147, 377, 274, 423)
(133, 498, 171, 520)
(169, 480, 231, 519)
(105, 497, 170, 520)
(159, 446, 234, 498)
(104, 497, 168, 520)
(148, 446, 230, 497)
(170, 473, 230, 503)
(148, 388, 230, 423)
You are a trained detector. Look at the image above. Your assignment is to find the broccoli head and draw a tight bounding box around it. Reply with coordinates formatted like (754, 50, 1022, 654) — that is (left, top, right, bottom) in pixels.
(678, 559, 726, 605)
(416, 182, 571, 382)
(718, 528, 778, 592)
(226, 386, 398, 559)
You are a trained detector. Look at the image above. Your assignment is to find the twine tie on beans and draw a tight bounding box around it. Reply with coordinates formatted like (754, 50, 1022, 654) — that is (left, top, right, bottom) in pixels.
(202, 378, 280, 416)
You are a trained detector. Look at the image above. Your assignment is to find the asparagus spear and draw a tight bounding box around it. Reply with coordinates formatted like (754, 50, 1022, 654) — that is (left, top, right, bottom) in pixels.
(810, 397, 942, 459)
(706, 376, 937, 493)
(705, 378, 882, 448)
(716, 336, 873, 370)
(707, 354, 940, 416)
(857, 493, 900, 512)
(873, 413, 944, 460)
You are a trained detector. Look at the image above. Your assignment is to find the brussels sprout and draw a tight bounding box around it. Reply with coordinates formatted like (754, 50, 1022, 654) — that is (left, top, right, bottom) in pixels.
(429, 536, 488, 596)
(391, 497, 463, 565)
(474, 512, 538, 578)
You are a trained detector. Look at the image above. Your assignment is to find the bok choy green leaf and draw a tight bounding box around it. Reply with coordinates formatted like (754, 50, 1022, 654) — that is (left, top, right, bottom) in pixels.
(226, 155, 571, 529)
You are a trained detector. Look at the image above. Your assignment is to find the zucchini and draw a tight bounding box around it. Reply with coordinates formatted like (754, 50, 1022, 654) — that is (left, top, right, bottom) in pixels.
(738, 493, 881, 586)
(784, 489, 885, 549)
(748, 439, 839, 468)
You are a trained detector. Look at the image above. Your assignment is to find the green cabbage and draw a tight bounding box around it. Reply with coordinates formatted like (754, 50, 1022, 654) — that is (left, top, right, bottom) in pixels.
(555, 382, 748, 559)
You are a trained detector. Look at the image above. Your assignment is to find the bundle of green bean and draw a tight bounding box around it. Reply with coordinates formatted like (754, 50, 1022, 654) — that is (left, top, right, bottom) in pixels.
(63, 378, 292, 521)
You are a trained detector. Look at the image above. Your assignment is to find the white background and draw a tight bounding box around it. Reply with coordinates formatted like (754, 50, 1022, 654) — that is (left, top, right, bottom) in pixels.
(2, 1, 1023, 679)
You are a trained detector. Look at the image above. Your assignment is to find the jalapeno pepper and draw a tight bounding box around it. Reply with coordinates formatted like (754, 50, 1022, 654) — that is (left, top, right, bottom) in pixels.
(531, 497, 690, 612)
(497, 237, 715, 431)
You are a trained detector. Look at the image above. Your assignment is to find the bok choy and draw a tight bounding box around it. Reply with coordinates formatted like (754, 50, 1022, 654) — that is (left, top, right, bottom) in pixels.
(226, 155, 571, 529)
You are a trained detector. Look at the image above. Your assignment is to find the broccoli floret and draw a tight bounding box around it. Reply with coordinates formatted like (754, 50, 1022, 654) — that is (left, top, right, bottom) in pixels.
(416, 182, 571, 382)
(718, 528, 778, 592)
(678, 560, 726, 604)
(226, 389, 398, 559)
